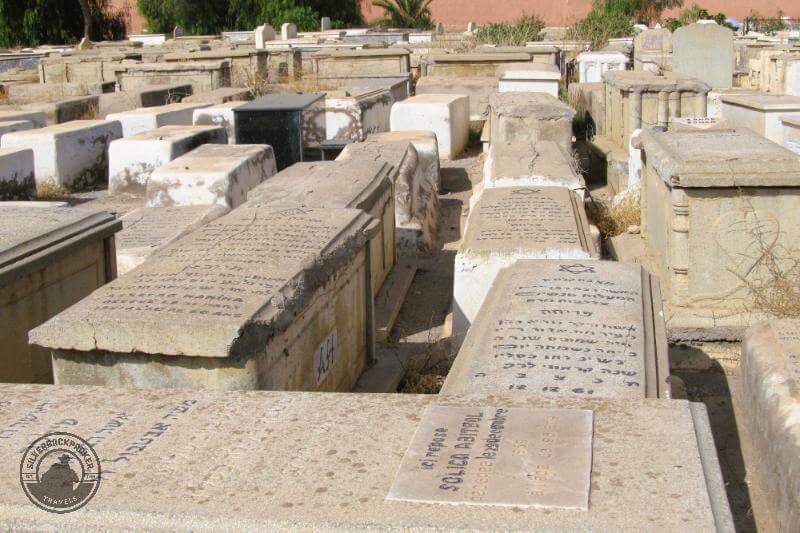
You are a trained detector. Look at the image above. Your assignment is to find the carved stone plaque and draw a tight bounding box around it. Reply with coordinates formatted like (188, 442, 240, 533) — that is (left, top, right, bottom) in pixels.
(387, 405, 593, 510)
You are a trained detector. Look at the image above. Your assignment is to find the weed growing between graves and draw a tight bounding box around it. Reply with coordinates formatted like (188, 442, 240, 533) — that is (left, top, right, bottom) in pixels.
(36, 180, 70, 200)
(586, 194, 641, 240)
(474, 14, 545, 46)
(735, 211, 800, 318)
(396, 330, 457, 394)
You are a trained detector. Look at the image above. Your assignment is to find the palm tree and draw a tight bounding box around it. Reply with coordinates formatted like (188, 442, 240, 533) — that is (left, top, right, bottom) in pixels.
(371, 0, 434, 30)
(78, 0, 92, 38)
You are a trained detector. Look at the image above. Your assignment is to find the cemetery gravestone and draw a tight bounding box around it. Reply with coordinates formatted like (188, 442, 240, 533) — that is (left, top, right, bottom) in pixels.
(0, 204, 120, 383)
(146, 144, 277, 209)
(636, 127, 800, 338)
(0, 147, 35, 200)
(444, 259, 670, 399)
(453, 187, 598, 338)
(741, 320, 800, 531)
(489, 92, 575, 151)
(281, 23, 297, 40)
(673, 23, 734, 89)
(390, 94, 469, 160)
(30, 205, 375, 392)
(0, 385, 733, 530)
(107, 102, 213, 137)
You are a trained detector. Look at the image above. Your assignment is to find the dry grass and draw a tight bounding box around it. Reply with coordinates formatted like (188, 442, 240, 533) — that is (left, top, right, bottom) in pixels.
(36, 180, 70, 200)
(734, 211, 800, 318)
(586, 195, 641, 240)
(396, 335, 457, 394)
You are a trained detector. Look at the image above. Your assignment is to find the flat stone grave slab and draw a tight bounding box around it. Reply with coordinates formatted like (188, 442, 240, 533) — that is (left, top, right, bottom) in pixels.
(108, 125, 228, 196)
(454, 187, 598, 338)
(107, 102, 213, 137)
(0, 110, 46, 128)
(387, 405, 593, 509)
(114, 60, 232, 93)
(444, 259, 670, 400)
(0, 147, 35, 200)
(147, 144, 277, 209)
(183, 87, 251, 104)
(116, 204, 230, 275)
(192, 101, 246, 143)
(484, 140, 585, 194)
(29, 205, 375, 392)
(0, 120, 33, 141)
(0, 385, 732, 530)
(721, 93, 800, 144)
(741, 319, 800, 531)
(19, 95, 100, 125)
(0, 203, 119, 384)
(247, 160, 394, 292)
(636, 127, 800, 339)
(497, 62, 560, 97)
(577, 51, 628, 83)
(390, 94, 469, 160)
(1, 120, 122, 192)
(782, 114, 800, 154)
(324, 87, 392, 142)
(422, 52, 533, 77)
(489, 92, 575, 151)
(415, 76, 497, 121)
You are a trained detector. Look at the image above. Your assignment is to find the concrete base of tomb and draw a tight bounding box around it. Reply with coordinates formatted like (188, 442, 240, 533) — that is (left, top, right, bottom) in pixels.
(374, 257, 418, 342)
(609, 232, 771, 341)
(587, 135, 629, 195)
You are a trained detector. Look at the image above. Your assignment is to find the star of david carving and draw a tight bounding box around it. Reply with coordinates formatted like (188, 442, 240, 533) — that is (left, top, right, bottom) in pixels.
(559, 264, 596, 274)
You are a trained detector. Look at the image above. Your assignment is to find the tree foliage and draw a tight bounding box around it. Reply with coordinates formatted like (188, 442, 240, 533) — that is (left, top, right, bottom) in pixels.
(604, 0, 684, 24)
(0, 0, 126, 47)
(567, 1, 634, 49)
(664, 3, 733, 31)
(370, 0, 434, 30)
(137, 0, 363, 34)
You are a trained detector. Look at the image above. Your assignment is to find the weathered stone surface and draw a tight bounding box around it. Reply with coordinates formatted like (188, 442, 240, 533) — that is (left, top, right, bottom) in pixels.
(390, 94, 469, 160)
(0, 120, 34, 141)
(445, 259, 670, 399)
(116, 204, 229, 275)
(1, 120, 121, 191)
(108, 125, 228, 196)
(782, 114, 800, 155)
(323, 88, 392, 142)
(421, 52, 532, 77)
(311, 49, 411, 77)
(255, 24, 276, 48)
(415, 76, 497, 121)
(114, 61, 232, 93)
(453, 187, 598, 337)
(637, 127, 800, 339)
(673, 23, 734, 89)
(192, 101, 246, 143)
(633, 28, 672, 72)
(483, 140, 585, 193)
(338, 132, 439, 253)
(489, 92, 575, 151)
(147, 144, 277, 209)
(0, 204, 119, 383)
(497, 62, 560, 96)
(183, 87, 250, 105)
(281, 22, 297, 40)
(97, 84, 194, 116)
(30, 206, 374, 391)
(602, 71, 711, 156)
(107, 102, 213, 137)
(248, 160, 394, 292)
(0, 110, 46, 129)
(0, 385, 732, 530)
(720, 93, 800, 144)
(0, 147, 35, 200)
(20, 95, 100, 124)
(388, 405, 593, 509)
(577, 51, 628, 83)
(741, 320, 800, 532)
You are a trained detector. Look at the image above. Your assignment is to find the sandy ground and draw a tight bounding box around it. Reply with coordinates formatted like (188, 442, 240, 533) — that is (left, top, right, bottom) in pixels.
(388, 140, 775, 532)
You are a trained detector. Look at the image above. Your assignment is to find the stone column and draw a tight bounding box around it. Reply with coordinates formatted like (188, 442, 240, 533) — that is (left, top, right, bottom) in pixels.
(669, 188, 690, 306)
(698, 92, 708, 118)
(629, 90, 643, 142)
(668, 91, 681, 119)
(657, 90, 669, 130)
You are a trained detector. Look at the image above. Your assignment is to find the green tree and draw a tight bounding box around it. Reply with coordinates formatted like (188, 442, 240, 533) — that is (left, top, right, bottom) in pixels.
(604, 0, 683, 25)
(370, 0, 434, 30)
(567, 4, 633, 49)
(0, 0, 125, 47)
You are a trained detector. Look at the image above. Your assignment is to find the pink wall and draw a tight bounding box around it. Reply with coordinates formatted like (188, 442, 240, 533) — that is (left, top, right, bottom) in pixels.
(113, 0, 798, 36)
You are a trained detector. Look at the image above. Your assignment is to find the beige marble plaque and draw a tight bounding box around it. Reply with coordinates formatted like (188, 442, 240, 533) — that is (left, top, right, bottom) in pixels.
(387, 405, 593, 509)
